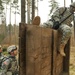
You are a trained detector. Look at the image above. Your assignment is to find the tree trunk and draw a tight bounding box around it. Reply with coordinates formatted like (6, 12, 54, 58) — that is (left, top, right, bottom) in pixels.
(32, 0, 35, 20)
(27, 0, 30, 24)
(21, 0, 25, 23)
(9, 4, 11, 45)
(64, 0, 66, 7)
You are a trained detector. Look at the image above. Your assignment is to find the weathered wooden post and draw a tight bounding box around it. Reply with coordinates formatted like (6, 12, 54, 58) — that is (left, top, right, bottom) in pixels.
(19, 23, 27, 75)
(19, 23, 70, 75)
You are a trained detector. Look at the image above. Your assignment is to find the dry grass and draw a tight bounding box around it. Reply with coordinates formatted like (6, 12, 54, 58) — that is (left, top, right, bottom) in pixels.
(70, 47, 75, 75)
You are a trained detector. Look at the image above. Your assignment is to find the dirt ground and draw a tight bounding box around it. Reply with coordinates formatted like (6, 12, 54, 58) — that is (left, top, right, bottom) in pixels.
(70, 47, 75, 75)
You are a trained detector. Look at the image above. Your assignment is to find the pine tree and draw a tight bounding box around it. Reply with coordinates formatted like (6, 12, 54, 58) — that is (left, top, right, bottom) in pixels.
(48, 0, 59, 17)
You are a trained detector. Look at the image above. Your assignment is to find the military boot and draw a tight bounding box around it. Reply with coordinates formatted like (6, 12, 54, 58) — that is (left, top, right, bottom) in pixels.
(59, 44, 66, 56)
(32, 16, 40, 25)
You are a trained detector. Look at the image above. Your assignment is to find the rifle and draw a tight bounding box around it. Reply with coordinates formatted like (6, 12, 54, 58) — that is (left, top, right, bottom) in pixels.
(53, 13, 73, 29)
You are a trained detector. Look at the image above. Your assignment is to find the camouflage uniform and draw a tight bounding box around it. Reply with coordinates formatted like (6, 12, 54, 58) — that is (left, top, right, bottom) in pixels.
(0, 45, 18, 75)
(41, 2, 75, 56)
(42, 7, 73, 44)
(0, 53, 4, 70)
(0, 55, 18, 75)
(0, 45, 3, 61)
(0, 45, 5, 73)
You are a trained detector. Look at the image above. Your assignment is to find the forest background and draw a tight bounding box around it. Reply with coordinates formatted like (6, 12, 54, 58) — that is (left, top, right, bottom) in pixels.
(0, 0, 75, 75)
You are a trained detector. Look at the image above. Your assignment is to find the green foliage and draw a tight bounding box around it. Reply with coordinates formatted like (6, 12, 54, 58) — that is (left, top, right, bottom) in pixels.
(0, 0, 4, 13)
(13, 0, 18, 3)
(2, 47, 8, 55)
(2, 0, 11, 4)
(3, 51, 8, 56)
(2, 47, 7, 52)
(0, 0, 2, 5)
(48, 0, 59, 17)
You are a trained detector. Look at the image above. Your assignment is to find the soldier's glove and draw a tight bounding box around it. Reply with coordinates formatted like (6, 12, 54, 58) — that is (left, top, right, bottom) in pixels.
(53, 21, 60, 30)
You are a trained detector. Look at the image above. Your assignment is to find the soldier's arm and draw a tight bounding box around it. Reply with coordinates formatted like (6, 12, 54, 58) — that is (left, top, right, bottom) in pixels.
(52, 8, 60, 21)
(53, 7, 66, 21)
(0, 59, 11, 75)
(40, 8, 60, 28)
(40, 20, 53, 28)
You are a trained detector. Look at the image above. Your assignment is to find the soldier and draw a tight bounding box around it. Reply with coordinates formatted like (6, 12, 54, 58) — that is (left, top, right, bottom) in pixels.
(0, 45, 5, 70)
(0, 45, 3, 57)
(41, 2, 75, 56)
(0, 45, 18, 75)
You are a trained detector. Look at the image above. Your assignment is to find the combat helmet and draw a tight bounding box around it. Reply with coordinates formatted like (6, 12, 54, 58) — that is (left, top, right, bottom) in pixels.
(7, 45, 17, 53)
(70, 2, 75, 8)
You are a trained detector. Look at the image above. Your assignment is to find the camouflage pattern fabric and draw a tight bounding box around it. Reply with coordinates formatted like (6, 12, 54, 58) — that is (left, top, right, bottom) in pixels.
(0, 54, 4, 72)
(41, 7, 73, 45)
(0, 54, 7, 75)
(0, 56, 18, 75)
(58, 24, 72, 44)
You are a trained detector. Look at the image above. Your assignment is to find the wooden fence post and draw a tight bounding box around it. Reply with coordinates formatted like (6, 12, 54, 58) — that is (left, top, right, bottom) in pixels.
(19, 23, 27, 75)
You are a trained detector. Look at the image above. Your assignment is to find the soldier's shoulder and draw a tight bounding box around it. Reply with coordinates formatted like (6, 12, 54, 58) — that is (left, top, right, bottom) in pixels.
(0, 56, 11, 66)
(59, 7, 67, 10)
(58, 7, 68, 15)
(55, 7, 67, 13)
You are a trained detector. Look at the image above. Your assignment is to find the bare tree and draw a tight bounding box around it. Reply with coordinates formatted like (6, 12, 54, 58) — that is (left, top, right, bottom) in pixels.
(48, 0, 59, 17)
(21, 0, 25, 23)
(32, 0, 35, 20)
(64, 0, 66, 7)
(27, 0, 31, 24)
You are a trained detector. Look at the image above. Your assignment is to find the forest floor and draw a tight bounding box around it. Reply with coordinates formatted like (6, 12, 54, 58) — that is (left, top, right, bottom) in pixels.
(70, 47, 75, 75)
